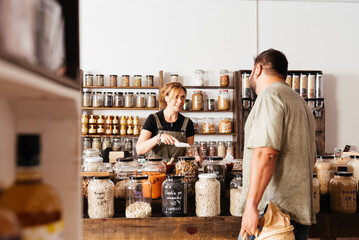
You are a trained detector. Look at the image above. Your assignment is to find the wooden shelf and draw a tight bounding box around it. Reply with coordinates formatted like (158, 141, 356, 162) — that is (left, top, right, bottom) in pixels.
(196, 133, 236, 136)
(82, 107, 158, 110)
(184, 86, 234, 89)
(181, 110, 233, 113)
(82, 86, 159, 89)
(81, 135, 139, 138)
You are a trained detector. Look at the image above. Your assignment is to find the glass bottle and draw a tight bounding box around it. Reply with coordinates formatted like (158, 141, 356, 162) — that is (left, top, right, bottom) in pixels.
(114, 92, 124, 108)
(96, 124, 105, 135)
(110, 75, 118, 87)
(141, 157, 166, 199)
(176, 156, 198, 197)
(103, 92, 113, 107)
(230, 174, 242, 216)
(195, 173, 220, 217)
(126, 176, 152, 218)
(0, 205, 21, 240)
(162, 175, 188, 217)
(314, 155, 338, 195)
(194, 69, 204, 86)
(203, 156, 227, 193)
(313, 173, 320, 215)
(122, 75, 130, 87)
(0, 135, 64, 239)
(192, 90, 203, 111)
(220, 69, 229, 87)
(82, 91, 92, 107)
(218, 89, 230, 110)
(329, 172, 357, 214)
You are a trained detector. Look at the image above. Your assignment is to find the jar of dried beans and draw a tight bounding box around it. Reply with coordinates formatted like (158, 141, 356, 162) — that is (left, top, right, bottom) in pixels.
(330, 172, 357, 214)
(195, 173, 220, 217)
(314, 155, 338, 195)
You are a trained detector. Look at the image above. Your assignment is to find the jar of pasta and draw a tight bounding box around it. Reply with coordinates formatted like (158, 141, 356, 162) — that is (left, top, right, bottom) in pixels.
(314, 155, 338, 195)
(192, 90, 203, 111)
(126, 176, 152, 218)
(347, 155, 359, 185)
(313, 173, 320, 214)
(218, 89, 230, 110)
(176, 156, 198, 196)
(217, 141, 226, 158)
(230, 174, 242, 216)
(141, 157, 166, 199)
(220, 69, 229, 87)
(219, 118, 232, 133)
(329, 172, 357, 214)
(203, 117, 215, 134)
(195, 173, 220, 217)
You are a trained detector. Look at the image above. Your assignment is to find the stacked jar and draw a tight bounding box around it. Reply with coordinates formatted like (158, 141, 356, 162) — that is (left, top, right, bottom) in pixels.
(195, 173, 220, 217)
(141, 157, 166, 199)
(113, 158, 139, 199)
(88, 115, 97, 135)
(97, 115, 105, 135)
(314, 155, 338, 195)
(230, 174, 242, 216)
(203, 156, 227, 194)
(133, 116, 140, 136)
(105, 115, 113, 135)
(176, 156, 198, 197)
(126, 116, 134, 135)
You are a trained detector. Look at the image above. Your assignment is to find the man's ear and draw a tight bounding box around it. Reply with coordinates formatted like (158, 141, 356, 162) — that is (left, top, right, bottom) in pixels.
(255, 64, 262, 78)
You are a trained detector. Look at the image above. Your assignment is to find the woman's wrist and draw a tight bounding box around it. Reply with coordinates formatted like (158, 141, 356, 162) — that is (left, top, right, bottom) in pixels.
(156, 133, 162, 145)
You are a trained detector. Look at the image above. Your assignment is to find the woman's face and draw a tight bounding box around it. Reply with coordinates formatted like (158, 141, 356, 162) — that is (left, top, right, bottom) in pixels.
(165, 89, 186, 112)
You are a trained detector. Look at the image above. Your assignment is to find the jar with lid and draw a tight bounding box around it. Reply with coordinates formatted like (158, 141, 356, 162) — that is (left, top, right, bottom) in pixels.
(195, 173, 220, 217)
(218, 89, 230, 110)
(82, 148, 101, 162)
(141, 157, 166, 199)
(162, 175, 188, 217)
(124, 138, 133, 152)
(105, 124, 113, 135)
(219, 118, 232, 134)
(110, 75, 118, 87)
(329, 172, 357, 214)
(226, 141, 234, 158)
(122, 75, 130, 87)
(105, 115, 113, 125)
(102, 137, 112, 150)
(92, 137, 101, 150)
(313, 173, 320, 214)
(95, 74, 104, 86)
(183, 99, 190, 111)
(192, 90, 203, 111)
(88, 174, 114, 219)
(170, 74, 179, 82)
(207, 99, 215, 111)
(98, 163, 114, 180)
(208, 141, 217, 156)
(134, 75, 142, 87)
(146, 75, 154, 87)
(88, 124, 97, 135)
(97, 115, 105, 125)
(84, 74, 93, 86)
(230, 174, 242, 216)
(314, 155, 338, 195)
(133, 125, 140, 136)
(114, 92, 124, 108)
(81, 124, 88, 135)
(126, 176, 152, 218)
(126, 116, 133, 125)
(127, 125, 134, 135)
(347, 155, 359, 184)
(199, 141, 208, 162)
(203, 156, 227, 193)
(176, 156, 198, 196)
(285, 75, 292, 88)
(83, 137, 92, 150)
(146, 92, 156, 108)
(133, 116, 140, 125)
(308, 74, 316, 99)
(83, 156, 103, 172)
(120, 125, 127, 136)
(194, 69, 204, 86)
(242, 73, 251, 99)
(217, 141, 226, 158)
(220, 69, 229, 87)
(96, 125, 105, 135)
(89, 115, 97, 124)
(82, 92, 92, 107)
(112, 138, 121, 151)
(120, 115, 127, 125)
(299, 73, 308, 98)
(124, 92, 134, 108)
(113, 158, 139, 199)
(82, 114, 89, 125)
(203, 117, 215, 134)
(136, 92, 146, 108)
(103, 92, 113, 107)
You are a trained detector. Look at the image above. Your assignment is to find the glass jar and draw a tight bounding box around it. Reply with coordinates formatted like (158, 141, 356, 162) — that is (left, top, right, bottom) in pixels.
(113, 158, 139, 199)
(192, 90, 203, 111)
(313, 173, 320, 215)
(124, 92, 134, 108)
(218, 89, 230, 110)
(142, 157, 166, 199)
(122, 75, 130, 87)
(219, 118, 232, 133)
(97, 115, 105, 125)
(146, 92, 156, 108)
(183, 99, 190, 111)
(102, 137, 112, 150)
(207, 99, 215, 111)
(114, 92, 124, 108)
(199, 141, 208, 161)
(120, 115, 127, 125)
(194, 69, 204, 86)
(103, 92, 113, 107)
(314, 155, 338, 195)
(88, 124, 97, 135)
(176, 156, 199, 197)
(170, 74, 179, 82)
(83, 137, 92, 150)
(92, 137, 101, 150)
(220, 69, 229, 87)
(96, 125, 105, 135)
(292, 73, 300, 94)
(330, 172, 357, 214)
(83, 156, 103, 172)
(134, 75, 142, 87)
(316, 74, 323, 99)
(112, 138, 121, 151)
(82, 91, 92, 107)
(136, 92, 146, 108)
(82, 148, 101, 161)
(242, 73, 251, 98)
(127, 125, 133, 135)
(195, 173, 220, 217)
(146, 75, 154, 87)
(88, 175, 114, 219)
(81, 114, 89, 125)
(133, 116, 140, 125)
(300, 73, 308, 98)
(105, 124, 113, 135)
(217, 141, 226, 158)
(124, 138, 132, 152)
(308, 74, 316, 99)
(89, 115, 97, 124)
(84, 74, 93, 86)
(110, 75, 118, 87)
(120, 125, 127, 136)
(126, 175, 152, 218)
(81, 124, 88, 135)
(133, 125, 140, 136)
(208, 141, 217, 156)
(203, 156, 227, 193)
(162, 175, 188, 217)
(203, 117, 215, 134)
(192, 118, 200, 134)
(230, 174, 242, 216)
(96, 74, 104, 86)
(226, 141, 234, 158)
(105, 115, 113, 125)
(347, 155, 359, 184)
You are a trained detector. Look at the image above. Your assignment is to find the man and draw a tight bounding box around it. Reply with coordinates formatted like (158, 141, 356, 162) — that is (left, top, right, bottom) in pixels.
(237, 49, 317, 240)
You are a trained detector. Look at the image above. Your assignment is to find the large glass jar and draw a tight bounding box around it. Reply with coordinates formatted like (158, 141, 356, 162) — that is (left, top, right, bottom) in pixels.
(113, 158, 139, 199)
(82, 91, 92, 107)
(220, 69, 229, 87)
(124, 92, 134, 108)
(313, 173, 320, 215)
(329, 172, 357, 214)
(83, 156, 103, 172)
(114, 92, 124, 108)
(92, 137, 101, 150)
(96, 74, 104, 86)
(176, 156, 198, 197)
(203, 117, 215, 134)
(142, 157, 166, 199)
(134, 75, 142, 87)
(162, 175, 188, 217)
(136, 92, 146, 108)
(230, 174, 242, 216)
(192, 90, 203, 111)
(195, 173, 220, 217)
(203, 156, 227, 193)
(219, 118, 232, 134)
(82, 148, 101, 164)
(146, 92, 156, 108)
(110, 75, 118, 87)
(126, 176, 152, 218)
(103, 92, 113, 107)
(314, 155, 338, 195)
(347, 155, 359, 184)
(218, 89, 230, 110)
(208, 141, 217, 156)
(194, 69, 204, 86)
(92, 92, 103, 107)
(88, 175, 114, 219)
(217, 141, 226, 158)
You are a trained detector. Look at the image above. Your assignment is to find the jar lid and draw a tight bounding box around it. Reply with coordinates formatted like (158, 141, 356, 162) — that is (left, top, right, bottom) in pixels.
(110, 74, 117, 77)
(134, 75, 142, 77)
(207, 156, 223, 161)
(198, 173, 217, 179)
(171, 73, 179, 77)
(84, 91, 91, 94)
(129, 175, 148, 180)
(117, 157, 134, 162)
(146, 75, 154, 77)
(233, 173, 242, 178)
(319, 155, 334, 159)
(178, 156, 195, 161)
(193, 90, 202, 93)
(220, 69, 229, 74)
(334, 171, 353, 177)
(122, 75, 130, 77)
(151, 92, 156, 94)
(96, 74, 104, 76)
(85, 73, 93, 76)
(146, 157, 163, 161)
(84, 157, 103, 163)
(166, 175, 184, 180)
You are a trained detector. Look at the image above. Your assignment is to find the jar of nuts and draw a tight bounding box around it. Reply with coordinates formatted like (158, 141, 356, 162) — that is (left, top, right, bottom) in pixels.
(314, 155, 338, 195)
(219, 118, 232, 133)
(203, 117, 215, 134)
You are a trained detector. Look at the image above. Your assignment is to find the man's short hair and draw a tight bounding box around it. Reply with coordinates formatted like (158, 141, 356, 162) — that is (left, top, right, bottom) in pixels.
(254, 48, 288, 79)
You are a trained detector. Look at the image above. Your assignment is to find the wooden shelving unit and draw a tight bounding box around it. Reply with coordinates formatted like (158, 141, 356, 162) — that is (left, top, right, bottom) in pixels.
(82, 86, 159, 89)
(184, 86, 234, 89)
(82, 107, 158, 110)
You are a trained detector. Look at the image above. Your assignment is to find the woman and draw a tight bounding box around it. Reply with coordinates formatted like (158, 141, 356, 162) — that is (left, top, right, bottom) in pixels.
(136, 82, 195, 162)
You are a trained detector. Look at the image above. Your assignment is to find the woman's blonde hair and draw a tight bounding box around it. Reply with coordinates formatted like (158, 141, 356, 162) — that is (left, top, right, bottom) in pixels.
(159, 82, 187, 109)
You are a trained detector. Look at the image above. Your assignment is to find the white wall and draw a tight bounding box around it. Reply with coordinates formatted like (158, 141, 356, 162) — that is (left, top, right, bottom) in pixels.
(80, 0, 359, 153)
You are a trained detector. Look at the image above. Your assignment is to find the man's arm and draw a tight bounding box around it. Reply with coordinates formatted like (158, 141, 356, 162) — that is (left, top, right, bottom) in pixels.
(240, 147, 278, 238)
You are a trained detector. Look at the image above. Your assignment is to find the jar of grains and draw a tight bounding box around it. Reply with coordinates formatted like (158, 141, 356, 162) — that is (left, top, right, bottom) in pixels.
(170, 74, 179, 82)
(208, 141, 217, 157)
(124, 92, 134, 108)
(122, 75, 130, 87)
(203, 117, 215, 134)
(314, 155, 338, 195)
(162, 175, 188, 217)
(141, 157, 166, 199)
(347, 155, 359, 186)
(103, 92, 113, 107)
(88, 173, 114, 219)
(110, 75, 117, 87)
(82, 92, 92, 107)
(313, 173, 320, 214)
(203, 156, 227, 193)
(146, 92, 156, 108)
(136, 92, 146, 108)
(92, 92, 103, 107)
(230, 174, 242, 216)
(218, 89, 230, 110)
(96, 74, 104, 86)
(84, 74, 93, 86)
(220, 69, 229, 87)
(83, 137, 92, 150)
(219, 118, 232, 133)
(195, 173, 221, 217)
(126, 175, 152, 218)
(329, 172, 357, 214)
(134, 75, 142, 87)
(114, 92, 123, 108)
(218, 141, 226, 158)
(146, 75, 154, 87)
(176, 156, 198, 197)
(113, 158, 139, 199)
(83, 156, 103, 172)
(192, 90, 203, 111)
(92, 137, 101, 150)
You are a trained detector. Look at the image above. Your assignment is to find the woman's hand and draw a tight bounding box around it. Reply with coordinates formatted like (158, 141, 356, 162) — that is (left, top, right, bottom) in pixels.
(161, 133, 179, 145)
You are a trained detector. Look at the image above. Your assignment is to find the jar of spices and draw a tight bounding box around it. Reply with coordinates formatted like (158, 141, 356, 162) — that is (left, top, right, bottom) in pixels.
(97, 115, 105, 125)
(113, 158, 139, 199)
(92, 137, 101, 150)
(218, 89, 230, 110)
(88, 174, 114, 219)
(114, 92, 124, 108)
(195, 173, 220, 217)
(314, 155, 338, 195)
(162, 175, 188, 217)
(112, 138, 121, 151)
(194, 69, 204, 86)
(112, 125, 119, 135)
(203, 118, 215, 134)
(207, 99, 215, 111)
(82, 114, 89, 125)
(183, 99, 190, 111)
(220, 69, 229, 87)
(170, 74, 179, 82)
(110, 75, 118, 87)
(82, 92, 92, 107)
(141, 157, 166, 199)
(96, 125, 105, 135)
(83, 156, 103, 172)
(102, 137, 112, 150)
(217, 141, 226, 158)
(347, 155, 359, 183)
(133, 125, 140, 136)
(81, 124, 88, 135)
(146, 75, 154, 87)
(120, 125, 127, 136)
(124, 92, 134, 108)
(330, 172, 357, 214)
(96, 74, 104, 86)
(84, 74, 93, 86)
(83, 137, 92, 150)
(199, 141, 208, 162)
(124, 138, 132, 152)
(89, 115, 97, 124)
(134, 75, 142, 87)
(230, 174, 242, 216)
(219, 118, 232, 133)
(103, 92, 113, 107)
(192, 90, 203, 111)
(136, 92, 146, 108)
(203, 156, 227, 193)
(176, 156, 199, 197)
(208, 141, 217, 156)
(226, 141, 234, 158)
(146, 92, 156, 108)
(122, 75, 130, 87)
(313, 173, 320, 214)
(126, 175, 152, 218)
(88, 124, 97, 135)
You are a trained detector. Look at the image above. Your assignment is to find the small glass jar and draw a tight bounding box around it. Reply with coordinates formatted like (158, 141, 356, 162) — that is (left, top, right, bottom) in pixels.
(146, 75, 154, 87)
(218, 89, 230, 110)
(220, 69, 229, 87)
(81, 124, 88, 135)
(88, 175, 114, 219)
(105, 115, 113, 125)
(105, 124, 113, 135)
(96, 74, 104, 86)
(146, 92, 156, 108)
(88, 124, 97, 135)
(162, 175, 188, 217)
(313, 173, 320, 215)
(217, 141, 226, 158)
(285, 75, 292, 88)
(142, 157, 166, 199)
(182, 99, 190, 111)
(134, 75, 142, 87)
(124, 138, 132, 152)
(192, 90, 203, 111)
(203, 156, 227, 193)
(82, 91, 92, 107)
(195, 173, 220, 217)
(113, 158, 139, 199)
(81, 114, 89, 125)
(110, 75, 118, 87)
(230, 174, 242, 216)
(89, 115, 97, 124)
(133, 125, 140, 136)
(226, 141, 234, 158)
(97, 115, 105, 125)
(207, 99, 215, 111)
(83, 156, 103, 172)
(127, 125, 133, 135)
(242, 72, 251, 99)
(292, 73, 300, 94)
(208, 141, 217, 156)
(96, 125, 105, 135)
(314, 155, 338, 195)
(120, 116, 127, 125)
(330, 172, 357, 214)
(347, 155, 359, 183)
(194, 69, 204, 86)
(176, 156, 198, 197)
(84, 74, 93, 86)
(199, 141, 208, 161)
(112, 115, 119, 125)
(124, 92, 134, 108)
(83, 137, 92, 150)
(102, 137, 112, 150)
(219, 118, 232, 134)
(112, 137, 121, 151)
(133, 116, 140, 125)
(126, 175, 152, 218)
(114, 92, 124, 108)
(170, 74, 179, 82)
(192, 118, 200, 134)
(92, 137, 101, 150)
(122, 75, 130, 87)
(120, 125, 127, 136)
(136, 92, 146, 108)
(127, 116, 134, 125)
(103, 92, 113, 107)
(203, 117, 215, 134)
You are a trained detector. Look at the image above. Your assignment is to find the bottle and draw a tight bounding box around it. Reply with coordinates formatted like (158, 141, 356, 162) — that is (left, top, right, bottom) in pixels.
(0, 205, 21, 240)
(0, 135, 64, 239)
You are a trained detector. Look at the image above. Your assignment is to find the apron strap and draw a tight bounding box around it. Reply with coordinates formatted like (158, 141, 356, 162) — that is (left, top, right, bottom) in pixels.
(181, 117, 189, 133)
(152, 113, 163, 131)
